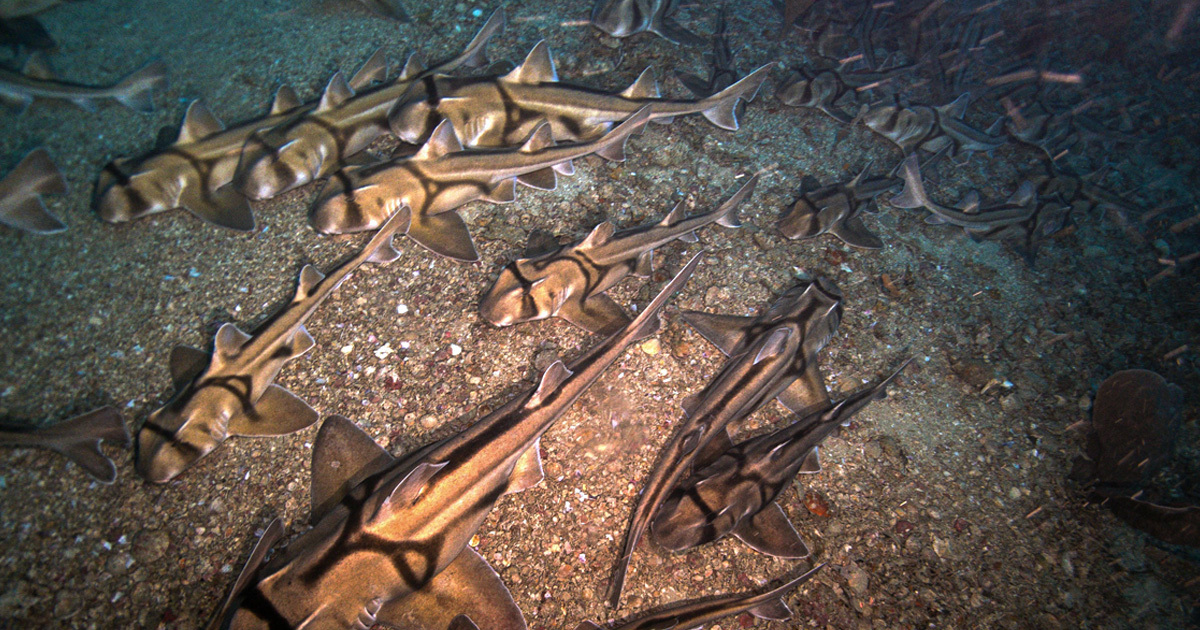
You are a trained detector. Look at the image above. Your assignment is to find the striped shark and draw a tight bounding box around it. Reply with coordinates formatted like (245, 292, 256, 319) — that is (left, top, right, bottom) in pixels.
(606, 277, 843, 609)
(234, 9, 505, 201)
(861, 94, 1005, 159)
(479, 175, 753, 335)
(96, 50, 387, 231)
(0, 52, 166, 113)
(579, 565, 822, 630)
(135, 208, 409, 484)
(0, 406, 128, 483)
(0, 147, 66, 233)
(589, 0, 705, 46)
(778, 164, 900, 249)
(207, 253, 702, 630)
(310, 106, 652, 262)
(651, 361, 910, 557)
(387, 40, 771, 149)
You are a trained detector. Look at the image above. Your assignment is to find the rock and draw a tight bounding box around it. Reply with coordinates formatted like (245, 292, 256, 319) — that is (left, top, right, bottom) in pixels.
(131, 530, 170, 564)
(842, 562, 870, 596)
(106, 552, 134, 576)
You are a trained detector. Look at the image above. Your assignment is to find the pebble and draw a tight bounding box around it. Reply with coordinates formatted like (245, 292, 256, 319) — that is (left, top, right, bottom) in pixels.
(106, 552, 134, 576)
(842, 562, 870, 595)
(131, 530, 170, 564)
(420, 415, 439, 429)
(640, 338, 660, 355)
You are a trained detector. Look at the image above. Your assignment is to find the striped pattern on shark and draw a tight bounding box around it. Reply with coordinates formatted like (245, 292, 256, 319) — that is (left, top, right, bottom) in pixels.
(651, 360, 910, 557)
(589, 0, 705, 46)
(479, 175, 754, 335)
(208, 253, 702, 630)
(0, 51, 166, 113)
(0, 146, 67, 233)
(0, 406, 129, 483)
(310, 105, 652, 262)
(135, 208, 410, 484)
(387, 40, 772, 149)
(234, 9, 505, 201)
(606, 277, 844, 609)
(778, 164, 901, 249)
(95, 50, 387, 231)
(860, 93, 1005, 160)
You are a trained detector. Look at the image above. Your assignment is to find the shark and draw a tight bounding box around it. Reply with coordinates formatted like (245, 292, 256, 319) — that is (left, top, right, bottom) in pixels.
(0, 52, 166, 113)
(479, 175, 754, 335)
(606, 277, 844, 609)
(675, 5, 739, 98)
(234, 9, 505, 201)
(860, 93, 1005, 160)
(95, 50, 387, 231)
(776, 62, 913, 124)
(0, 406, 128, 483)
(578, 565, 823, 630)
(310, 105, 652, 262)
(387, 40, 772, 149)
(353, 0, 409, 21)
(651, 360, 910, 557)
(206, 253, 702, 630)
(777, 164, 901, 249)
(135, 207, 410, 484)
(0, 146, 67, 233)
(589, 0, 705, 46)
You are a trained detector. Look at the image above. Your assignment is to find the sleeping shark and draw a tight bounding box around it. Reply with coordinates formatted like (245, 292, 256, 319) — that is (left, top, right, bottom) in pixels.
(776, 63, 913, 124)
(0, 146, 67, 233)
(479, 175, 753, 335)
(0, 52, 166, 113)
(606, 277, 843, 609)
(96, 50, 387, 231)
(234, 9, 505, 201)
(578, 565, 822, 630)
(387, 40, 771, 149)
(651, 360, 910, 557)
(135, 208, 410, 484)
(206, 253, 702, 630)
(0, 406, 128, 483)
(777, 164, 901, 249)
(310, 106, 652, 262)
(860, 93, 1005, 159)
(589, 0, 705, 46)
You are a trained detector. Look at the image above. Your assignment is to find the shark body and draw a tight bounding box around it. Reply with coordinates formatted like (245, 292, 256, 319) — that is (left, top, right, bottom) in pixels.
(388, 41, 771, 149)
(135, 208, 409, 483)
(778, 164, 900, 249)
(209, 254, 702, 630)
(0, 406, 128, 483)
(0, 146, 66, 233)
(589, 0, 704, 45)
(479, 175, 753, 335)
(235, 9, 505, 201)
(606, 278, 843, 608)
(651, 361, 910, 556)
(861, 93, 1005, 159)
(96, 51, 386, 231)
(311, 106, 652, 262)
(0, 52, 165, 113)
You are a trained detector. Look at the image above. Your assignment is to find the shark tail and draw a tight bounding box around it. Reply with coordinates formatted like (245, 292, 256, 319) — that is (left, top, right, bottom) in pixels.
(205, 518, 285, 630)
(593, 105, 652, 162)
(112, 60, 168, 113)
(365, 205, 412, 264)
(890, 155, 928, 209)
(41, 406, 128, 483)
(0, 147, 67, 234)
(625, 251, 702, 342)
(745, 564, 826, 620)
(698, 63, 773, 131)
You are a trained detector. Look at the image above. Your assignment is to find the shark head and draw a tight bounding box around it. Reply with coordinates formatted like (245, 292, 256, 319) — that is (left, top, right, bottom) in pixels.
(478, 265, 555, 328)
(237, 131, 326, 201)
(650, 479, 739, 552)
(309, 174, 393, 235)
(135, 390, 235, 483)
(95, 156, 181, 223)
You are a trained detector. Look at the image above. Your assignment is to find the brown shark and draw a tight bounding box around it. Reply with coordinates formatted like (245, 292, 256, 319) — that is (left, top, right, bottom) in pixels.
(96, 51, 386, 230)
(0, 146, 66, 233)
(589, 0, 705, 45)
(207, 253, 702, 630)
(606, 277, 843, 608)
(776, 63, 913, 124)
(860, 93, 1005, 159)
(0, 406, 128, 483)
(234, 9, 505, 201)
(135, 207, 410, 484)
(651, 360, 910, 557)
(579, 565, 822, 630)
(479, 175, 753, 335)
(310, 106, 652, 262)
(778, 164, 901, 249)
(354, 0, 409, 21)
(0, 52, 166, 113)
(387, 40, 771, 149)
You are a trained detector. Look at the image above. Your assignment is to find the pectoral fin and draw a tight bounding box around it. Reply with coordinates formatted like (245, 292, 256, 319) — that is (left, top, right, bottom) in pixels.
(829, 215, 883, 250)
(558, 293, 631, 336)
(679, 310, 754, 355)
(374, 547, 526, 630)
(228, 385, 318, 437)
(310, 415, 395, 523)
(407, 210, 479, 262)
(180, 183, 255, 231)
(732, 503, 809, 558)
(168, 345, 210, 389)
(775, 364, 830, 417)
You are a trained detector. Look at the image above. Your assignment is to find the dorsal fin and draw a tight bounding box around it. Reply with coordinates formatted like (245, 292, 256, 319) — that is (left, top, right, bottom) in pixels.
(754, 328, 792, 364)
(939, 93, 970, 120)
(176, 101, 225, 145)
(296, 264, 325, 299)
(528, 361, 572, 407)
(377, 461, 448, 516)
(658, 202, 686, 227)
(318, 72, 354, 112)
(397, 53, 427, 81)
(414, 119, 464, 160)
(501, 40, 558, 84)
(349, 48, 388, 90)
(269, 85, 302, 115)
(958, 190, 981, 213)
(620, 67, 660, 99)
(1009, 180, 1036, 206)
(22, 52, 55, 80)
(849, 161, 873, 189)
(580, 221, 615, 249)
(213, 323, 252, 359)
(519, 122, 555, 153)
(310, 415, 396, 523)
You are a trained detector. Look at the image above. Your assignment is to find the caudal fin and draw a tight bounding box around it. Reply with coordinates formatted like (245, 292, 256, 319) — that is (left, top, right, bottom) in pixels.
(113, 60, 168, 112)
(889, 155, 928, 209)
(593, 105, 652, 162)
(0, 147, 67, 234)
(621, 250, 702, 343)
(41, 406, 129, 483)
(700, 63, 773, 130)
